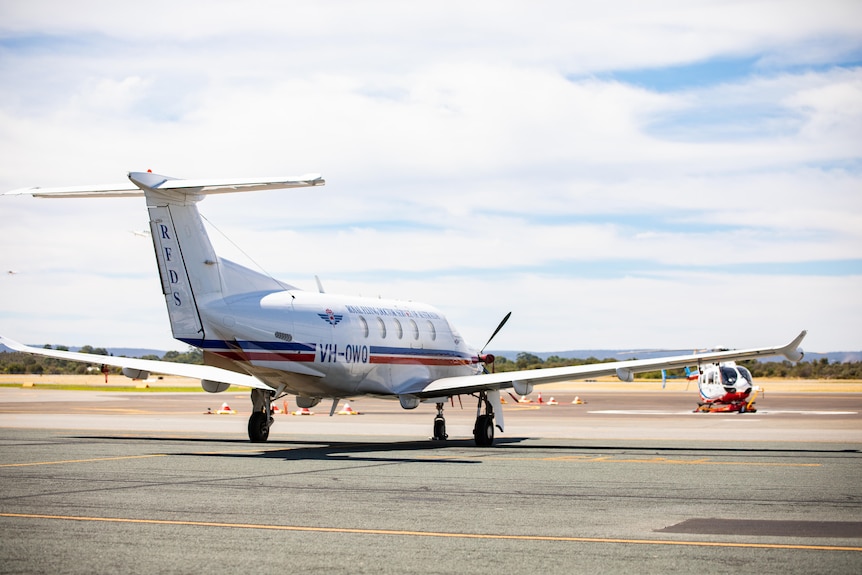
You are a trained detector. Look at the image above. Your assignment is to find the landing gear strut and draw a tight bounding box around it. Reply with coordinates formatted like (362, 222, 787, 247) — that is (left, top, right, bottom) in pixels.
(432, 402, 448, 441)
(473, 391, 495, 447)
(248, 388, 274, 443)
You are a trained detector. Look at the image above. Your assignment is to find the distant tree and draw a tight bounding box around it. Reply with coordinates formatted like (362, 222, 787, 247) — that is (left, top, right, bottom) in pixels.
(79, 345, 110, 356)
(516, 352, 543, 370)
(162, 347, 203, 364)
(5, 363, 25, 374)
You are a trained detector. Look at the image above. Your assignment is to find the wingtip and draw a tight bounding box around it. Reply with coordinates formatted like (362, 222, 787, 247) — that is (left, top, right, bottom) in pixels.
(0, 334, 23, 351)
(782, 330, 807, 362)
(4, 187, 39, 196)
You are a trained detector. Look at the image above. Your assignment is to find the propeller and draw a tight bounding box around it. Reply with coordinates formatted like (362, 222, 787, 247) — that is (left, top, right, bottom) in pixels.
(478, 311, 511, 373)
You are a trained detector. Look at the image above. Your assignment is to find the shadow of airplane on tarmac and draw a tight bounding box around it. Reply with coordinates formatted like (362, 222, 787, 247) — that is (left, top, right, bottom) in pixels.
(69, 433, 858, 466)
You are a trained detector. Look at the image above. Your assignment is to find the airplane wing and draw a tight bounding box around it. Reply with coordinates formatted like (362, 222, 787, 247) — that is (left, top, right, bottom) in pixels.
(412, 330, 808, 398)
(0, 335, 274, 391)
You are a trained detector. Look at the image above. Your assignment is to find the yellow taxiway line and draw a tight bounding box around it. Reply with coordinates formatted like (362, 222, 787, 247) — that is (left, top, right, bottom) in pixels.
(418, 454, 821, 467)
(0, 513, 859, 553)
(0, 449, 823, 469)
(0, 447, 289, 468)
(0, 454, 169, 467)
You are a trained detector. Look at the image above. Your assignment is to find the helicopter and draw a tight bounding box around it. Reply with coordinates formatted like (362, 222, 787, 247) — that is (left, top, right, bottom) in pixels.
(656, 353, 761, 413)
(690, 361, 760, 413)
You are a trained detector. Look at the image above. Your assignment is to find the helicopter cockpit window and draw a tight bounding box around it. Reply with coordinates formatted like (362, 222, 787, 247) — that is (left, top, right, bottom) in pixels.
(720, 366, 738, 386)
(737, 366, 753, 385)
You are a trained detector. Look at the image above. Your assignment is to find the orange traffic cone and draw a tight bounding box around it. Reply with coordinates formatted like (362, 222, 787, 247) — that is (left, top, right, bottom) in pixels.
(572, 396, 584, 405)
(337, 402, 360, 415)
(537, 392, 544, 404)
(217, 402, 236, 415)
(518, 395, 532, 403)
(547, 397, 559, 405)
(293, 407, 314, 416)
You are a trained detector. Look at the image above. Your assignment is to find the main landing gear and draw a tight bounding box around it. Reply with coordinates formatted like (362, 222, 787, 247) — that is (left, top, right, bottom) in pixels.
(431, 391, 496, 447)
(473, 391, 495, 447)
(248, 388, 274, 443)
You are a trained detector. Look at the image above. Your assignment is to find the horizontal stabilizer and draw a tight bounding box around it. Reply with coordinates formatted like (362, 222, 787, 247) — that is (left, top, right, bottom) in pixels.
(5, 182, 142, 198)
(5, 172, 325, 199)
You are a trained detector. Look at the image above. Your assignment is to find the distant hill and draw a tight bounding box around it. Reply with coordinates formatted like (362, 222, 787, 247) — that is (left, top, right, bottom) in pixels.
(0, 344, 167, 358)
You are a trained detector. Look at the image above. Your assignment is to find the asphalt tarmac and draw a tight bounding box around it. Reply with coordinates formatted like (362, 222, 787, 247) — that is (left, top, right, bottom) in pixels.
(1, 387, 860, 574)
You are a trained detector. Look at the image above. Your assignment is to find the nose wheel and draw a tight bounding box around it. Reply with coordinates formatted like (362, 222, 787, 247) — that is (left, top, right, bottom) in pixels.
(248, 388, 274, 443)
(432, 402, 448, 440)
(248, 411, 270, 442)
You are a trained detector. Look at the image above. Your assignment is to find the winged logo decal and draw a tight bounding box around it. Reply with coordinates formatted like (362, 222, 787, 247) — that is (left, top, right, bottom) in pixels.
(317, 308, 344, 326)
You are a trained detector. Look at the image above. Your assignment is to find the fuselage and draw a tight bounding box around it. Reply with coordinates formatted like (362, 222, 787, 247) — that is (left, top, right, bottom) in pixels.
(189, 289, 484, 400)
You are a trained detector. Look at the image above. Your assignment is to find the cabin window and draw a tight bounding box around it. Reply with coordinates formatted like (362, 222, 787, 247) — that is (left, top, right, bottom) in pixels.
(409, 319, 419, 340)
(393, 318, 403, 339)
(358, 316, 369, 338)
(376, 317, 387, 338)
(427, 320, 436, 341)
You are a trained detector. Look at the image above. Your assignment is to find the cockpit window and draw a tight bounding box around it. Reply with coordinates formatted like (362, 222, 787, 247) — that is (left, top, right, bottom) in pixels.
(720, 366, 738, 386)
(737, 366, 753, 384)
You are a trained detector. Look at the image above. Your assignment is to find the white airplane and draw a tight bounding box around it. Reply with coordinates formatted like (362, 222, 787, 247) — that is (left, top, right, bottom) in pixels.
(1, 171, 808, 445)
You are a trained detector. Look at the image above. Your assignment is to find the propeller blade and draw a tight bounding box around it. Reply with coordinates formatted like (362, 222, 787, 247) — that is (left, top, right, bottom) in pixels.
(480, 311, 511, 354)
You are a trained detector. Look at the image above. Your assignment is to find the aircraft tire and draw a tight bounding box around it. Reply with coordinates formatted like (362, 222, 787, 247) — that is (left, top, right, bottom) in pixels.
(473, 414, 494, 447)
(433, 416, 448, 440)
(248, 411, 270, 443)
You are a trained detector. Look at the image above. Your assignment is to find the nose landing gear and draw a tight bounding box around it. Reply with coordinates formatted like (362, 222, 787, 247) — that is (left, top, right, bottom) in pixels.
(432, 402, 448, 441)
(248, 388, 274, 443)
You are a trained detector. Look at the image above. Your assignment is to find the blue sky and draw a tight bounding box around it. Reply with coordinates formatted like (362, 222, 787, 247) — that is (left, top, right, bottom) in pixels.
(1, 1, 860, 353)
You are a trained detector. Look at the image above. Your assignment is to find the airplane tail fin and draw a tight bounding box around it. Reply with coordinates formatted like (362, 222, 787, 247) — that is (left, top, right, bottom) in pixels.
(146, 187, 218, 340)
(7, 171, 324, 341)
